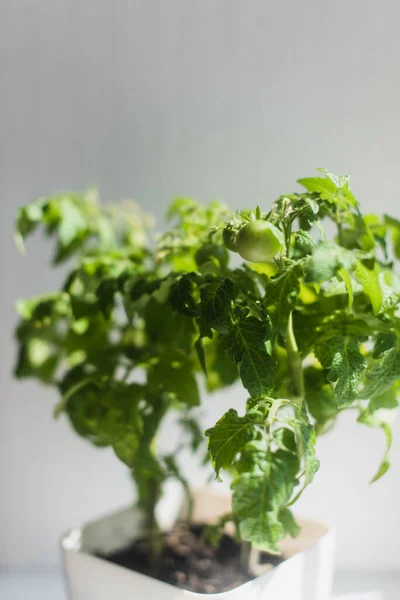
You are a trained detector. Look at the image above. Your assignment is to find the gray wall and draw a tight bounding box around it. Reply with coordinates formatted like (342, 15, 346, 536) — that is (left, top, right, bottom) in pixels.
(1, 0, 400, 570)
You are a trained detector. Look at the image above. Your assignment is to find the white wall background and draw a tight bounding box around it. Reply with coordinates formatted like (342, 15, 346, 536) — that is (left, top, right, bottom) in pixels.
(1, 0, 400, 572)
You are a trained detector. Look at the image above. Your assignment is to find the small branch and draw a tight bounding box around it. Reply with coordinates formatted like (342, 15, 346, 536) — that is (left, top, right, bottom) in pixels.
(335, 208, 344, 245)
(284, 223, 292, 259)
(285, 312, 304, 405)
(53, 378, 99, 418)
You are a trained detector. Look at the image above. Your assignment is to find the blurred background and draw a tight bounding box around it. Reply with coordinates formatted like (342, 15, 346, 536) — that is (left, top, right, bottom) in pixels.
(1, 0, 400, 587)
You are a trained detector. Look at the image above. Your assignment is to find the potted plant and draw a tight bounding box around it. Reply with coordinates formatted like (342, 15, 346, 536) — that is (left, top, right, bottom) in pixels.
(14, 170, 399, 599)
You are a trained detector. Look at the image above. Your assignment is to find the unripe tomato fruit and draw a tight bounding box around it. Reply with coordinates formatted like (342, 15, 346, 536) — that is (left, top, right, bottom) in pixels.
(235, 220, 284, 262)
(223, 227, 238, 253)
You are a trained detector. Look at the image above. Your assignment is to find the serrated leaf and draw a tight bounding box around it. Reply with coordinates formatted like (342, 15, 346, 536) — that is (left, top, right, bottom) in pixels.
(57, 199, 87, 248)
(148, 355, 200, 407)
(64, 380, 144, 466)
(294, 407, 320, 485)
(203, 336, 238, 391)
(292, 230, 316, 257)
(298, 176, 337, 202)
(145, 298, 197, 354)
(239, 349, 276, 398)
(378, 272, 398, 313)
(372, 332, 396, 359)
(278, 507, 301, 538)
(96, 278, 118, 319)
(264, 263, 303, 327)
(108, 420, 141, 466)
(304, 242, 355, 283)
(315, 336, 366, 407)
(222, 316, 275, 397)
(205, 409, 259, 476)
(304, 366, 339, 428)
(317, 169, 349, 190)
(170, 275, 199, 317)
(232, 447, 300, 552)
(194, 336, 207, 376)
(199, 278, 234, 332)
(304, 198, 319, 214)
(355, 261, 382, 315)
(337, 267, 353, 312)
(359, 347, 400, 399)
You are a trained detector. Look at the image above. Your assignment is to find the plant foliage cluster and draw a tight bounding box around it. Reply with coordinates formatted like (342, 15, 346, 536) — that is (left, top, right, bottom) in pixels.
(14, 171, 400, 552)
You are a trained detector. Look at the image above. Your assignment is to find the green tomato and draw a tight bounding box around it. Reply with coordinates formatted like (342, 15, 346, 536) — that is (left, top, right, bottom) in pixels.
(195, 243, 229, 268)
(223, 227, 238, 253)
(235, 220, 284, 262)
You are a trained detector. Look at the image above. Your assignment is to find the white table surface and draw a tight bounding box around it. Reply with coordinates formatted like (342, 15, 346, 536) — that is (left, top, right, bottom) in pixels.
(0, 571, 398, 599)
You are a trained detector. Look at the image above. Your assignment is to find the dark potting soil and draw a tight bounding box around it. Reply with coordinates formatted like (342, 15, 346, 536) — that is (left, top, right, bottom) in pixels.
(101, 523, 283, 594)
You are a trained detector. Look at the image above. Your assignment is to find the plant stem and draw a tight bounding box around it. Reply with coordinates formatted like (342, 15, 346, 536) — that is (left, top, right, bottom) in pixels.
(285, 311, 304, 405)
(240, 541, 252, 572)
(335, 207, 344, 245)
(144, 477, 162, 567)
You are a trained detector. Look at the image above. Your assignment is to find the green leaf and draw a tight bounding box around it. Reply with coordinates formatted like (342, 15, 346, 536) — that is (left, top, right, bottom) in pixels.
(297, 177, 338, 202)
(203, 336, 238, 391)
(148, 354, 200, 407)
(372, 332, 396, 359)
(264, 263, 303, 327)
(355, 261, 382, 315)
(317, 169, 349, 189)
(232, 446, 300, 552)
(14, 339, 58, 383)
(359, 347, 400, 399)
(16, 293, 70, 321)
(194, 336, 207, 376)
(105, 412, 142, 467)
(96, 278, 119, 319)
(292, 230, 316, 257)
(15, 201, 45, 250)
(315, 336, 366, 407)
(304, 242, 356, 283)
(337, 267, 353, 312)
(304, 198, 320, 214)
(294, 406, 320, 485)
(170, 275, 199, 317)
(378, 272, 398, 313)
(385, 214, 400, 259)
(145, 298, 197, 354)
(64, 380, 144, 466)
(278, 507, 301, 538)
(369, 386, 399, 411)
(223, 315, 275, 397)
(199, 277, 234, 332)
(57, 199, 87, 248)
(205, 409, 259, 477)
(304, 366, 339, 429)
(239, 350, 275, 398)
(370, 455, 391, 483)
(358, 394, 396, 482)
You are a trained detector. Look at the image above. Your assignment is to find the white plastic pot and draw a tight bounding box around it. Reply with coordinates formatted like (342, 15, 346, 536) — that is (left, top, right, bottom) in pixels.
(61, 489, 334, 600)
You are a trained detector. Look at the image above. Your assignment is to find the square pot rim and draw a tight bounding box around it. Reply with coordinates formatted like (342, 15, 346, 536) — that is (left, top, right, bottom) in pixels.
(61, 499, 334, 598)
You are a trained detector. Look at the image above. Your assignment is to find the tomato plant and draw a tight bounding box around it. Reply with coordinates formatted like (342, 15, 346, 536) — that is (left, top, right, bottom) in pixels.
(14, 170, 400, 556)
